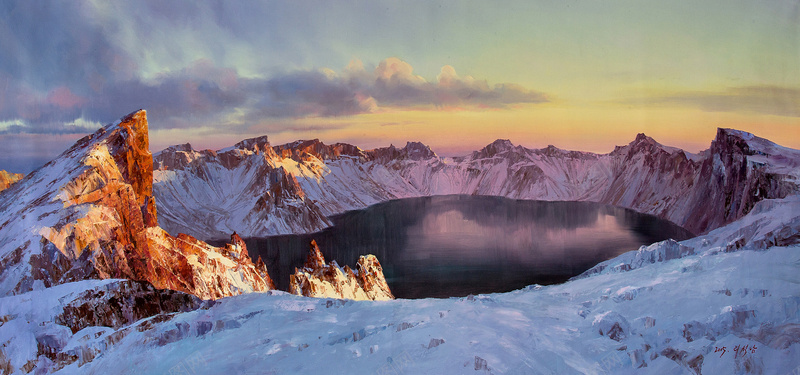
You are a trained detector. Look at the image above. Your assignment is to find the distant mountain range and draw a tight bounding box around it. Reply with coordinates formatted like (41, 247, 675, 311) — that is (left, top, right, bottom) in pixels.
(2, 109, 800, 373)
(153, 125, 799, 240)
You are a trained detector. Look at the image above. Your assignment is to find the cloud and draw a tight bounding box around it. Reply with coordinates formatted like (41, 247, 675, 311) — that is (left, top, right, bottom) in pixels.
(247, 69, 378, 118)
(1, 54, 547, 136)
(83, 60, 249, 129)
(0, 59, 247, 133)
(256, 57, 548, 116)
(0, 0, 548, 139)
(621, 85, 800, 117)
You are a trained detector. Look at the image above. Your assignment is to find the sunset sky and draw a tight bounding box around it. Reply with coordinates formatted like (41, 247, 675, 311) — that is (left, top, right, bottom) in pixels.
(1, 0, 798, 172)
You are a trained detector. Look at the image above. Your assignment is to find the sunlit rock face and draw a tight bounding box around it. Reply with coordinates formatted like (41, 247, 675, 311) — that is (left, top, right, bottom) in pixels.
(154, 128, 799, 240)
(0, 170, 23, 192)
(0, 110, 273, 299)
(289, 240, 393, 301)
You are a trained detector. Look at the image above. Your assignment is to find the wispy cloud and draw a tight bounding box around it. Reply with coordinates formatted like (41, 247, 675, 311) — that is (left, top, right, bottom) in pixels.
(619, 85, 800, 117)
(0, 1, 549, 139)
(248, 57, 548, 118)
(1, 54, 548, 135)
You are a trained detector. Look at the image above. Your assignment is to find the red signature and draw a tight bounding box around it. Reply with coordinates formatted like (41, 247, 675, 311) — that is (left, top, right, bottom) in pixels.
(714, 344, 757, 358)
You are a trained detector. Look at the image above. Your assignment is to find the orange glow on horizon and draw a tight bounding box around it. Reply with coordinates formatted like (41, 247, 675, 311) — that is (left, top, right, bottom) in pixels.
(151, 103, 800, 157)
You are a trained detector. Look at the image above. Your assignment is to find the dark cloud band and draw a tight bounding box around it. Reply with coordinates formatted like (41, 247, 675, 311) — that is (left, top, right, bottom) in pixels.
(619, 85, 800, 118)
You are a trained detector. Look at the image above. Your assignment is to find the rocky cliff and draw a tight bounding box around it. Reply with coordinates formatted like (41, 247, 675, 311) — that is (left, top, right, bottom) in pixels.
(0, 110, 273, 300)
(289, 240, 393, 301)
(154, 128, 800, 239)
(0, 170, 23, 192)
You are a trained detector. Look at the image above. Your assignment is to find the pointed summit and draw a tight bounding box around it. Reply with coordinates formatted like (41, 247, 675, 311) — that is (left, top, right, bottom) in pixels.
(290, 240, 394, 301)
(235, 135, 272, 151)
(631, 133, 658, 146)
(474, 139, 516, 158)
(0, 109, 274, 299)
(610, 132, 671, 157)
(304, 240, 327, 269)
(401, 141, 437, 160)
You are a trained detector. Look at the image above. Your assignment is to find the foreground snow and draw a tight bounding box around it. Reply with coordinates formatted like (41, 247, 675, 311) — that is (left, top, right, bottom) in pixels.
(40, 245, 798, 374)
(3, 198, 798, 374)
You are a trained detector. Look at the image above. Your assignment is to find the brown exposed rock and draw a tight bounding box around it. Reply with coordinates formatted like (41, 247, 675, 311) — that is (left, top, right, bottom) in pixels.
(273, 139, 366, 162)
(304, 240, 326, 269)
(255, 255, 276, 290)
(0, 109, 274, 300)
(55, 280, 209, 334)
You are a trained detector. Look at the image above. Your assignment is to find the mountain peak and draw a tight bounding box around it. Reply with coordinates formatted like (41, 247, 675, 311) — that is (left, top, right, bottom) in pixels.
(0, 109, 275, 299)
(290, 240, 394, 300)
(716, 128, 754, 140)
(632, 133, 656, 145)
(168, 143, 194, 153)
(474, 139, 516, 159)
(89, 109, 157, 227)
(402, 141, 437, 160)
(304, 240, 327, 269)
(274, 139, 365, 161)
(712, 128, 769, 157)
(490, 139, 514, 148)
(365, 141, 436, 162)
(235, 135, 272, 151)
(609, 132, 669, 157)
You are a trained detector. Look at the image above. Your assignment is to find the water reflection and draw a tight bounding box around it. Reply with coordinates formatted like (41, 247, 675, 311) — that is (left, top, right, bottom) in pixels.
(236, 195, 694, 299)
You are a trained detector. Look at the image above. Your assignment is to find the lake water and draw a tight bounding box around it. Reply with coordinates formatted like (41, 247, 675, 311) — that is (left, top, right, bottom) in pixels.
(239, 195, 694, 299)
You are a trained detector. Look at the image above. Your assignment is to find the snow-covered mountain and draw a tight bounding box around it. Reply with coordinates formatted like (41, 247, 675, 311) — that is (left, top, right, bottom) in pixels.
(0, 110, 274, 300)
(2, 108, 800, 373)
(153, 129, 799, 240)
(4, 193, 799, 374)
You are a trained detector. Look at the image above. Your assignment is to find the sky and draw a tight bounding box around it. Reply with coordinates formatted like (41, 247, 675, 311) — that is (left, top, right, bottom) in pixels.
(0, 0, 798, 173)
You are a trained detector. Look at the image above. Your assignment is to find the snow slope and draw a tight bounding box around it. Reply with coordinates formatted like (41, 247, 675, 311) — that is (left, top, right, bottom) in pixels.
(3, 192, 799, 374)
(2, 109, 799, 373)
(154, 129, 799, 239)
(0, 110, 273, 300)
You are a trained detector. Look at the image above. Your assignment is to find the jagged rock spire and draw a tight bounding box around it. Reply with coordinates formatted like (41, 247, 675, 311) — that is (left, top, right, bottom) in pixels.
(290, 239, 394, 301)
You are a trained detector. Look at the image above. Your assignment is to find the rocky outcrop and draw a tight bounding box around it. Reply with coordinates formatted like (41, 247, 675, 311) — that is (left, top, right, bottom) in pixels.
(0, 279, 213, 374)
(0, 110, 273, 299)
(366, 141, 438, 162)
(274, 138, 367, 162)
(55, 280, 210, 334)
(0, 170, 23, 192)
(678, 128, 799, 233)
(289, 240, 393, 301)
(154, 128, 800, 239)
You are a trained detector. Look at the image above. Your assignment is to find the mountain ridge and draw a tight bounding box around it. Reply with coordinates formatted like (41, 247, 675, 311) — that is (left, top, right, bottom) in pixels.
(153, 127, 800, 240)
(0, 110, 275, 300)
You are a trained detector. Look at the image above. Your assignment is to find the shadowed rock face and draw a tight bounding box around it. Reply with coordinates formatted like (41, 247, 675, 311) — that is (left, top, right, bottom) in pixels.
(289, 240, 393, 301)
(0, 110, 274, 300)
(679, 128, 799, 234)
(55, 280, 211, 334)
